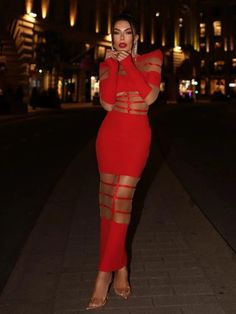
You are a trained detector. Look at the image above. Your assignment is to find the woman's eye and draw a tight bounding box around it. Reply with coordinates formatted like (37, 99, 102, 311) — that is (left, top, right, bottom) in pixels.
(113, 32, 119, 35)
(126, 31, 132, 35)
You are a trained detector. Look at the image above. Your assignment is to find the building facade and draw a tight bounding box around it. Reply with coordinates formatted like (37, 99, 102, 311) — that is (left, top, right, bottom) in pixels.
(0, 0, 236, 106)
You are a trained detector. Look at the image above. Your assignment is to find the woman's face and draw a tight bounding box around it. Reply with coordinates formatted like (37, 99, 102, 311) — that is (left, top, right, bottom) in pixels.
(112, 20, 135, 52)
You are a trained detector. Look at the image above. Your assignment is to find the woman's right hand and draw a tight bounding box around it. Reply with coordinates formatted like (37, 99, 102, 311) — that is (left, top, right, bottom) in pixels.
(105, 49, 118, 61)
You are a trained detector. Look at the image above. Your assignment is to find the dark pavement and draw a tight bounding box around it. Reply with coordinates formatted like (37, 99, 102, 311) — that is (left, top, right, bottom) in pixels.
(153, 101, 236, 252)
(0, 104, 105, 292)
(0, 111, 236, 313)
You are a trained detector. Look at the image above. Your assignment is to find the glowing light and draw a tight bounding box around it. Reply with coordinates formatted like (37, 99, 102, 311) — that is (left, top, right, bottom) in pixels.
(42, 0, 50, 19)
(104, 34, 112, 42)
(140, 13, 144, 43)
(107, 0, 112, 34)
(230, 35, 234, 51)
(213, 21, 222, 36)
(206, 38, 210, 52)
(191, 79, 198, 85)
(162, 37, 166, 46)
(70, 0, 78, 27)
(95, 20, 99, 33)
(224, 38, 228, 52)
(23, 13, 36, 23)
(95, 9, 100, 33)
(39, 69, 43, 73)
(29, 12, 37, 17)
(229, 83, 236, 87)
(174, 46, 182, 51)
(85, 43, 90, 50)
(151, 19, 155, 45)
(26, 0, 33, 14)
(155, 12, 160, 17)
(174, 26, 180, 47)
(162, 29, 166, 46)
(97, 46, 106, 59)
(57, 78, 63, 99)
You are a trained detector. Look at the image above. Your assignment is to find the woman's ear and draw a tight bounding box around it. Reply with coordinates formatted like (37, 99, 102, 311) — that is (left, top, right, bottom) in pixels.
(134, 34, 139, 43)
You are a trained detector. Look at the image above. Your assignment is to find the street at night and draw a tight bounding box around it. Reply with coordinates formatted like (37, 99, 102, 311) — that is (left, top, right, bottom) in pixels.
(0, 102, 236, 313)
(153, 101, 236, 252)
(0, 107, 105, 291)
(1, 0, 236, 312)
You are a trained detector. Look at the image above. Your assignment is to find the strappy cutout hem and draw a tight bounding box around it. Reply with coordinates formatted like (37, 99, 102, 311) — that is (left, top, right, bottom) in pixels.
(99, 173, 140, 224)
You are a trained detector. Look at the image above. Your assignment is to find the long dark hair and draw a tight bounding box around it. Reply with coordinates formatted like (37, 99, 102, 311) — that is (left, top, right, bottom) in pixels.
(111, 12, 138, 51)
(112, 12, 137, 35)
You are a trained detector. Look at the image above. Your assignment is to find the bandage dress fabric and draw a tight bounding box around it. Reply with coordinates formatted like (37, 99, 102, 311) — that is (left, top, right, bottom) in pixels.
(96, 49, 163, 178)
(96, 49, 162, 272)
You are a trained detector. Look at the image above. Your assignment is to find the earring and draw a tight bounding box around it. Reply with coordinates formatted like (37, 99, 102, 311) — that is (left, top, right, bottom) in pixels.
(133, 41, 138, 56)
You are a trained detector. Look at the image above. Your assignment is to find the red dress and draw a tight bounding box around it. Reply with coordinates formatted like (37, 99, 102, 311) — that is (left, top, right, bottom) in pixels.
(96, 49, 162, 177)
(96, 49, 163, 272)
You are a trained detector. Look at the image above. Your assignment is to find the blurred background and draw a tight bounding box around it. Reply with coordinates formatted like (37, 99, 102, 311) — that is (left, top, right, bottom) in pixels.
(1, 0, 236, 113)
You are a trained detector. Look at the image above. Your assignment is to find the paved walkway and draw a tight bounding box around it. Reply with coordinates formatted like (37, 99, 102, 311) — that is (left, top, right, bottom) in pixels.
(0, 103, 98, 124)
(0, 139, 236, 313)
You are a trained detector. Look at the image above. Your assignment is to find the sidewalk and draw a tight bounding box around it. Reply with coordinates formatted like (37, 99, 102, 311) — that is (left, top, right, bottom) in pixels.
(0, 102, 99, 124)
(0, 140, 236, 313)
(1, 100, 234, 125)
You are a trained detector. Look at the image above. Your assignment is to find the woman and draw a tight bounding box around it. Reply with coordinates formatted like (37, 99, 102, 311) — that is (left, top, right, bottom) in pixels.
(87, 13, 163, 310)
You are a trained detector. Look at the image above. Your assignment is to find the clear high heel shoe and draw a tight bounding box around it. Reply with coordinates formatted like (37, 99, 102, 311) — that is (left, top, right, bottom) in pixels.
(113, 266, 131, 299)
(113, 284, 131, 299)
(86, 295, 108, 310)
(86, 273, 113, 310)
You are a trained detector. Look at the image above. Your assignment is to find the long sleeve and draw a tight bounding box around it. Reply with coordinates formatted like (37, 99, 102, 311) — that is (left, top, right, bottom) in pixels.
(120, 50, 163, 99)
(120, 55, 151, 99)
(99, 57, 118, 105)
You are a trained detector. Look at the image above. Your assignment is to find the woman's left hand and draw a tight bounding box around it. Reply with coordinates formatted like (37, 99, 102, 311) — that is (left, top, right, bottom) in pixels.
(115, 51, 130, 62)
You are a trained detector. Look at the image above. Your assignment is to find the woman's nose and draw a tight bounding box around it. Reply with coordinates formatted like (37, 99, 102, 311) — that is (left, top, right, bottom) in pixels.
(120, 32, 124, 40)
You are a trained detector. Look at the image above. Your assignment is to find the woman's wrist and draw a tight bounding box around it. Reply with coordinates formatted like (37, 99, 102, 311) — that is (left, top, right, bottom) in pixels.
(119, 54, 135, 69)
(104, 57, 119, 71)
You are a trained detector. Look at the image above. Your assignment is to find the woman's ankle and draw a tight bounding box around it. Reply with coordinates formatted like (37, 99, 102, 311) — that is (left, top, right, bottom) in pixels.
(96, 271, 112, 279)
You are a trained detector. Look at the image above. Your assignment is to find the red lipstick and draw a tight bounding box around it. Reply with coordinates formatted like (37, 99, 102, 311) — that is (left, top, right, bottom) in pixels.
(119, 43, 127, 48)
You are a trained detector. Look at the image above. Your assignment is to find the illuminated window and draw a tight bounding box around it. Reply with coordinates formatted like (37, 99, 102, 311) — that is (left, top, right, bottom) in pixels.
(229, 79, 236, 95)
(200, 79, 206, 95)
(214, 60, 224, 71)
(232, 58, 236, 68)
(210, 79, 225, 94)
(200, 60, 205, 68)
(200, 23, 206, 37)
(34, 34, 38, 43)
(96, 46, 106, 59)
(213, 21, 222, 36)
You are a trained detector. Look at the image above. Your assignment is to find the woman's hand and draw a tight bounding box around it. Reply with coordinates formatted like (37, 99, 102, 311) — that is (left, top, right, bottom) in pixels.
(115, 50, 130, 62)
(105, 49, 119, 61)
(105, 49, 130, 62)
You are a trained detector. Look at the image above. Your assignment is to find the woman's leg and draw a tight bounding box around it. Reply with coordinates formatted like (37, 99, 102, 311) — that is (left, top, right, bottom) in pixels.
(99, 173, 139, 271)
(99, 173, 139, 298)
(87, 173, 139, 308)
